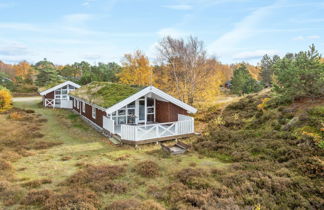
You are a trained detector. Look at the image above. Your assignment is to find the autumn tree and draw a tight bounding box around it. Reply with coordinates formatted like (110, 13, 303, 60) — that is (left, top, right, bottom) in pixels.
(13, 61, 35, 84)
(0, 85, 12, 112)
(156, 36, 225, 105)
(118, 50, 153, 86)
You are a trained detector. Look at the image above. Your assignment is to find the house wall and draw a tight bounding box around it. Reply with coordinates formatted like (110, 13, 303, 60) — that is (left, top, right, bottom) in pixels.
(73, 99, 106, 128)
(156, 100, 187, 123)
(43, 91, 54, 106)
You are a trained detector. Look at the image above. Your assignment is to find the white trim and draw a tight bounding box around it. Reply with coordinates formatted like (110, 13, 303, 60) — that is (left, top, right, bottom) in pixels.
(105, 86, 197, 114)
(92, 107, 96, 119)
(39, 81, 81, 96)
(82, 101, 85, 113)
(69, 95, 106, 112)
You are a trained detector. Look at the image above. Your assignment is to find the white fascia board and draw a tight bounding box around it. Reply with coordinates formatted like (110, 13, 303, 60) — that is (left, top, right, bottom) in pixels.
(105, 86, 197, 114)
(105, 87, 151, 114)
(150, 86, 197, 113)
(39, 81, 81, 96)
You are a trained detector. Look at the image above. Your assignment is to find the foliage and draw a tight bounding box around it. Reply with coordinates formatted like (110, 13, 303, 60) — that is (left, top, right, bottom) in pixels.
(230, 64, 263, 95)
(157, 36, 226, 105)
(0, 86, 12, 112)
(259, 54, 280, 87)
(272, 44, 324, 102)
(35, 58, 61, 87)
(134, 160, 160, 177)
(118, 50, 153, 86)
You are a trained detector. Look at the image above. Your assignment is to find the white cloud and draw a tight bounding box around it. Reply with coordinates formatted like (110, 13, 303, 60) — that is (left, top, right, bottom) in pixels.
(0, 42, 29, 56)
(208, 1, 280, 56)
(157, 28, 187, 38)
(82, 0, 95, 7)
(233, 49, 279, 60)
(162, 4, 192, 10)
(293, 35, 320, 41)
(0, 22, 41, 32)
(63, 13, 93, 24)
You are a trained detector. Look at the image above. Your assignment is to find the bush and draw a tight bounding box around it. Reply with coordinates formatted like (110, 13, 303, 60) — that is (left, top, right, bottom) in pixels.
(0, 159, 13, 171)
(22, 189, 53, 205)
(0, 86, 12, 112)
(135, 200, 165, 210)
(21, 178, 52, 188)
(134, 161, 160, 178)
(105, 199, 141, 210)
(44, 187, 100, 210)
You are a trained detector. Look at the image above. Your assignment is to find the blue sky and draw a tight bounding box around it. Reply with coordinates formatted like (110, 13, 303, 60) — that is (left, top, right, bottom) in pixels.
(0, 0, 323, 65)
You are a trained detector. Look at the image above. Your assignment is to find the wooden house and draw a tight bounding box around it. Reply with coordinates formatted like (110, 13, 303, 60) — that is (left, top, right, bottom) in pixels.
(69, 82, 197, 145)
(39, 81, 81, 109)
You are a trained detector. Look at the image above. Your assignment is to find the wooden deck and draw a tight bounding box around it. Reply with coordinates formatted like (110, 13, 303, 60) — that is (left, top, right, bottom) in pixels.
(119, 133, 195, 145)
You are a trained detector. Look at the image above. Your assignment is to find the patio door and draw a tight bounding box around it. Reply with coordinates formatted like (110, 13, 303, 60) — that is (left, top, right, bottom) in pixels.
(137, 98, 145, 124)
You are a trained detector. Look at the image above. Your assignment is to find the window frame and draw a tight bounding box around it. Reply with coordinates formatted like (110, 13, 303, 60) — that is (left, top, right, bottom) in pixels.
(92, 107, 96, 119)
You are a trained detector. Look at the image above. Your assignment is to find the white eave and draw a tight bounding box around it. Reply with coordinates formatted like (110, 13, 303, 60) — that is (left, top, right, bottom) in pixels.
(39, 81, 81, 96)
(105, 86, 197, 114)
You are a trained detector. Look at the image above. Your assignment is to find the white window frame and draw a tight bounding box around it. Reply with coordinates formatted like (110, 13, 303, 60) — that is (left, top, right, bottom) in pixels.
(82, 102, 85, 113)
(92, 107, 96, 119)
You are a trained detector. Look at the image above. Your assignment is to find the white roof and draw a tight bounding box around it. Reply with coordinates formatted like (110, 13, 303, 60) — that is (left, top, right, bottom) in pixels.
(105, 86, 197, 114)
(39, 81, 81, 96)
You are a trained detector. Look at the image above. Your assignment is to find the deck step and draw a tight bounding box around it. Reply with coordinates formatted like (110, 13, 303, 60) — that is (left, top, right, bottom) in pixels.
(108, 137, 121, 145)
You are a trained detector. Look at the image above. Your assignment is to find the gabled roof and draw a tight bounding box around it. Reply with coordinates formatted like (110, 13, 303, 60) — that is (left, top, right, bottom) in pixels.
(39, 81, 81, 96)
(69, 82, 145, 108)
(106, 86, 197, 114)
(68, 82, 197, 114)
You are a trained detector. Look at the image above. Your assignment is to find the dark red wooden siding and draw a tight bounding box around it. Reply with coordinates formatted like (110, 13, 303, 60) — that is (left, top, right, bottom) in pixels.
(156, 100, 187, 123)
(80, 102, 105, 127)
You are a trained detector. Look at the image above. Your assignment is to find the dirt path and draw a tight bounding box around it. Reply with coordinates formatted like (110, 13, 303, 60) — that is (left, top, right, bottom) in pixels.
(12, 96, 42, 102)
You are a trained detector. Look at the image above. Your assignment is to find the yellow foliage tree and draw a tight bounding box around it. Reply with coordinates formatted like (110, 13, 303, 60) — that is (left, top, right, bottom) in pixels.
(118, 50, 153, 86)
(0, 86, 12, 112)
(13, 61, 35, 82)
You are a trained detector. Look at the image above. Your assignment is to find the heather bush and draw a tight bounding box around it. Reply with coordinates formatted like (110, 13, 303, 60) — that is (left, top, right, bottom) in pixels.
(134, 160, 160, 178)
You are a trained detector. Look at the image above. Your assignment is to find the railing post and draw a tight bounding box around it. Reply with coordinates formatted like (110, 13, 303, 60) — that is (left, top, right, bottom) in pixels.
(175, 122, 178, 135)
(156, 124, 159, 138)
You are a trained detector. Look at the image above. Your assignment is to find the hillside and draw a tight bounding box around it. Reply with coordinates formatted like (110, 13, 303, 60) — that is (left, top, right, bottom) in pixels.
(194, 93, 324, 209)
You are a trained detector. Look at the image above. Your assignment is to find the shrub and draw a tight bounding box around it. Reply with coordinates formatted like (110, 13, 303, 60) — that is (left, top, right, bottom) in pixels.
(175, 168, 206, 187)
(21, 178, 52, 188)
(44, 187, 100, 210)
(22, 189, 53, 205)
(0, 86, 12, 112)
(134, 161, 160, 178)
(0, 159, 13, 171)
(0, 185, 25, 206)
(105, 199, 141, 210)
(135, 200, 165, 210)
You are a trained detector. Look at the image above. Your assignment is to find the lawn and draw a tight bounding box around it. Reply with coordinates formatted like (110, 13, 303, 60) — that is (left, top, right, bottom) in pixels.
(0, 98, 228, 209)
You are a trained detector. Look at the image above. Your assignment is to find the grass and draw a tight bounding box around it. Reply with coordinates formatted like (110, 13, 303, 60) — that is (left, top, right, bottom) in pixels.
(0, 98, 228, 209)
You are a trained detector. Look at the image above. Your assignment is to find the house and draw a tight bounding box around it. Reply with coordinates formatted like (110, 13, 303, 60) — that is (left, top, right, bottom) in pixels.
(39, 81, 81, 109)
(69, 82, 197, 145)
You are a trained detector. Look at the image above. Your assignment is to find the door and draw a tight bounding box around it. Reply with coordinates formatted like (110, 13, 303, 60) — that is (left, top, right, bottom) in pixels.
(138, 99, 145, 123)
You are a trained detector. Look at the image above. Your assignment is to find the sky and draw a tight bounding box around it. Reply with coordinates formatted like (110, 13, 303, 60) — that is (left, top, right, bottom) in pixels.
(0, 0, 323, 65)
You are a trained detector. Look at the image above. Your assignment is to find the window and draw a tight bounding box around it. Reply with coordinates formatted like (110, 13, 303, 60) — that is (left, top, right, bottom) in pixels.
(92, 107, 96, 119)
(55, 89, 61, 95)
(82, 102, 85, 113)
(146, 97, 155, 123)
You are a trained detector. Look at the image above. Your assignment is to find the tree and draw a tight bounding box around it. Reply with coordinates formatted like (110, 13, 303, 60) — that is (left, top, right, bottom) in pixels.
(259, 54, 280, 87)
(273, 44, 324, 102)
(35, 58, 60, 87)
(0, 85, 12, 112)
(157, 36, 224, 105)
(230, 64, 262, 95)
(118, 50, 153, 86)
(13, 61, 35, 84)
(0, 72, 14, 90)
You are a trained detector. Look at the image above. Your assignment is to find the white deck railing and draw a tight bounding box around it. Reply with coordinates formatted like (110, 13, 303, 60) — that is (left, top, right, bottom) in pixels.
(103, 117, 115, 134)
(120, 114, 194, 141)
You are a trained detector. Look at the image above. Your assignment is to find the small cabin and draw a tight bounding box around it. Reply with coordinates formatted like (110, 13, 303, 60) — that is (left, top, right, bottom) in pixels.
(69, 82, 197, 145)
(39, 81, 81, 109)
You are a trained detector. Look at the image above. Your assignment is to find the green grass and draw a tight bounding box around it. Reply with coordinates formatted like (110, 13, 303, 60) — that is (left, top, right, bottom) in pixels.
(1, 98, 228, 209)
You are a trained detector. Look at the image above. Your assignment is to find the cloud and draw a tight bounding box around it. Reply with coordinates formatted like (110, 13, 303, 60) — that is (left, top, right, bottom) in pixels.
(208, 1, 280, 54)
(82, 0, 95, 7)
(63, 13, 93, 24)
(157, 28, 187, 38)
(0, 22, 41, 32)
(233, 49, 279, 60)
(293, 35, 320, 41)
(0, 42, 29, 56)
(162, 4, 192, 10)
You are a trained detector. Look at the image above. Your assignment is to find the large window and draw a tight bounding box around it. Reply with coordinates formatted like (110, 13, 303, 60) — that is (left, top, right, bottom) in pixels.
(112, 101, 136, 125)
